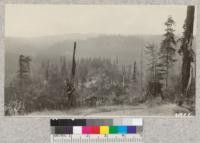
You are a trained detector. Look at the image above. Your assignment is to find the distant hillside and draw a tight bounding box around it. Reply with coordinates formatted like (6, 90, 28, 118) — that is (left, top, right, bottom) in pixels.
(5, 34, 164, 84)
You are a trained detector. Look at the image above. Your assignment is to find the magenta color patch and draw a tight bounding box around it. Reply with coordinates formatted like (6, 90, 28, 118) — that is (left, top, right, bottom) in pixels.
(82, 126, 91, 134)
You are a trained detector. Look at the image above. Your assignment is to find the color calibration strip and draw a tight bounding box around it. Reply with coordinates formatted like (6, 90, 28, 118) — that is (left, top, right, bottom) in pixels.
(52, 125, 139, 134)
(51, 118, 143, 126)
(50, 118, 143, 135)
(50, 118, 143, 143)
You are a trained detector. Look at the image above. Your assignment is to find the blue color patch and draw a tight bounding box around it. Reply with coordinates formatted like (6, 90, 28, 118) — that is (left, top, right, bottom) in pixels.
(127, 126, 136, 134)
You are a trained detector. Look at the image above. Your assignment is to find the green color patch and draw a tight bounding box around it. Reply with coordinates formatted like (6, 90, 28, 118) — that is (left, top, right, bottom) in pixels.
(109, 126, 118, 134)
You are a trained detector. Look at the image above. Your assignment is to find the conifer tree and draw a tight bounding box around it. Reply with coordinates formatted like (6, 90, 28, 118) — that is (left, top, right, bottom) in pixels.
(157, 16, 177, 89)
(145, 44, 157, 81)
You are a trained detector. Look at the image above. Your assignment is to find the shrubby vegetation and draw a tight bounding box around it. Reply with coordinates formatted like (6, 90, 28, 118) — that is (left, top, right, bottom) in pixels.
(5, 55, 144, 115)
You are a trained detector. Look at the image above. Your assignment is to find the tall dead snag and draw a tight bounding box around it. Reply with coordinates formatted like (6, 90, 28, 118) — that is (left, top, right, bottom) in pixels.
(18, 55, 31, 97)
(179, 6, 195, 105)
(18, 55, 31, 83)
(71, 42, 76, 82)
(140, 46, 143, 95)
(65, 42, 77, 107)
(17, 55, 31, 113)
(133, 61, 137, 82)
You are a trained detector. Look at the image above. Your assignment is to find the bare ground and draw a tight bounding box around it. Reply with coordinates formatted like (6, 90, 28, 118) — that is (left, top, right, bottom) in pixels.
(27, 103, 191, 117)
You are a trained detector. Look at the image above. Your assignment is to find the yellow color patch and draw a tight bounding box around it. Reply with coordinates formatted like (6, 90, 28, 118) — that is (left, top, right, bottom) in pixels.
(100, 126, 109, 134)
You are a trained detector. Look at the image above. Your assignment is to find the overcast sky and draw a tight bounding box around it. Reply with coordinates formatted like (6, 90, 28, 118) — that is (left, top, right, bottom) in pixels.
(5, 5, 195, 37)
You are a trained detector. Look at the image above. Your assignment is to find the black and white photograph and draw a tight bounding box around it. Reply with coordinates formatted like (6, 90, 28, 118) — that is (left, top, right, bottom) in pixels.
(4, 5, 196, 116)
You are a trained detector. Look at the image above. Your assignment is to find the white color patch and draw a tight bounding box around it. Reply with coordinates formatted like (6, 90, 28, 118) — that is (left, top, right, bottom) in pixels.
(122, 118, 143, 126)
(73, 126, 82, 134)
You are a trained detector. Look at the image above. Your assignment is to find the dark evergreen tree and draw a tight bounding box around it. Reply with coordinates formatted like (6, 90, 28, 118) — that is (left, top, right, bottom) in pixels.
(157, 16, 177, 89)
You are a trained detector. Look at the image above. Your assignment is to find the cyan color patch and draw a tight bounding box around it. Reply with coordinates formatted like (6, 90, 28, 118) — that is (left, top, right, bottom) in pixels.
(117, 126, 127, 134)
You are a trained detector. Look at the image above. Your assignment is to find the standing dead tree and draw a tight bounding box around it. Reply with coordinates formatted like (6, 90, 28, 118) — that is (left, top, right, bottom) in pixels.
(140, 46, 143, 95)
(65, 42, 77, 107)
(17, 55, 32, 113)
(132, 61, 137, 82)
(18, 55, 31, 99)
(18, 55, 31, 83)
(178, 6, 195, 106)
(71, 42, 76, 82)
(6, 55, 32, 115)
